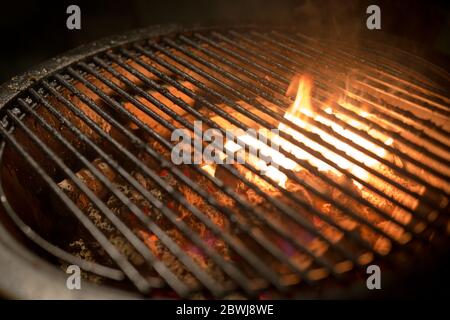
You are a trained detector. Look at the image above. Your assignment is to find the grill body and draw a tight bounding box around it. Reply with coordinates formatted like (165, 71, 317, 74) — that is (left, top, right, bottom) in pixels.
(0, 24, 449, 299)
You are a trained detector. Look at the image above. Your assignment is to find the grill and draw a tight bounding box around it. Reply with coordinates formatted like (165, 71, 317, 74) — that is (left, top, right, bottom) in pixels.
(0, 25, 449, 299)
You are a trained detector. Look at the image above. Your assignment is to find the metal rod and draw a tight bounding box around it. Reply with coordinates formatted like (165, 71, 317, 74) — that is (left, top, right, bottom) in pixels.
(240, 31, 450, 153)
(133, 44, 420, 255)
(58, 68, 290, 294)
(104, 50, 374, 267)
(272, 31, 450, 116)
(149, 40, 431, 244)
(0, 145, 126, 281)
(291, 31, 450, 104)
(209, 31, 450, 196)
(19, 93, 204, 297)
(37, 80, 256, 296)
(173, 35, 447, 228)
(75, 60, 345, 287)
(116, 48, 380, 264)
(0, 117, 153, 294)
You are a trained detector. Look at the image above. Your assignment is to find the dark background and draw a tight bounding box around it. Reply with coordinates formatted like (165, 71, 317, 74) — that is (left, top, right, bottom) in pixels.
(0, 0, 449, 84)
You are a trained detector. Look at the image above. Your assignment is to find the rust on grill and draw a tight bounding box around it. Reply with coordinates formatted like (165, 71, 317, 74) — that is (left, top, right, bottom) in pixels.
(0, 26, 448, 299)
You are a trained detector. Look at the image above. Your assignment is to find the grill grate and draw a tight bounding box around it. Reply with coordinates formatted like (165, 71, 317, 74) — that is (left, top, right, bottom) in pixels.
(0, 26, 449, 298)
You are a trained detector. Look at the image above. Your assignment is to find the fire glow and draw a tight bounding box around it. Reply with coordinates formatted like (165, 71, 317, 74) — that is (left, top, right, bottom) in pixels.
(223, 75, 394, 188)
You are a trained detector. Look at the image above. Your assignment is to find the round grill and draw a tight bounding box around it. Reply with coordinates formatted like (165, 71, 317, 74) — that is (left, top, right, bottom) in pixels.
(0, 25, 449, 299)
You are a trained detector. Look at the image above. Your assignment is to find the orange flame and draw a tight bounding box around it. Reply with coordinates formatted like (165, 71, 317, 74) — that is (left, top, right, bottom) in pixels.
(274, 75, 393, 184)
(207, 74, 394, 190)
(289, 75, 313, 115)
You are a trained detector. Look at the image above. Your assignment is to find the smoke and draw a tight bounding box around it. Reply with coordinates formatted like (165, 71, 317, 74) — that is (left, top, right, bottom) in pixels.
(293, 0, 364, 41)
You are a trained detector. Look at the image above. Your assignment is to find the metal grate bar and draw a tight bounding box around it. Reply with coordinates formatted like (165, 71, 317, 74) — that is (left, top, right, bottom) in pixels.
(102, 51, 358, 269)
(207, 29, 450, 141)
(0, 113, 154, 294)
(0, 152, 126, 281)
(74, 62, 301, 292)
(59, 66, 304, 294)
(55, 70, 321, 287)
(227, 31, 450, 159)
(211, 31, 450, 196)
(193, 33, 288, 86)
(224, 29, 450, 144)
(139, 45, 428, 248)
(293, 32, 450, 103)
(183, 34, 287, 94)
(47, 74, 267, 297)
(116, 48, 379, 264)
(161, 47, 444, 235)
(103, 50, 375, 269)
(132, 43, 404, 255)
(68, 69, 334, 285)
(271, 31, 450, 117)
(25, 87, 218, 296)
(237, 31, 450, 153)
(174, 33, 449, 224)
(11, 97, 188, 294)
(252, 31, 450, 157)
(150, 39, 433, 244)
(177, 33, 449, 204)
(136, 50, 420, 259)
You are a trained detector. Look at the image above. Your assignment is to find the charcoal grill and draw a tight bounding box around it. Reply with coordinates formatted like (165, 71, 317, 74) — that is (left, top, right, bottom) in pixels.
(0, 25, 449, 299)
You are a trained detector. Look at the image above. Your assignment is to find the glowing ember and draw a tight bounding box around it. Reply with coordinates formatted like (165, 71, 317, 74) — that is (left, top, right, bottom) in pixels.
(275, 75, 394, 184)
(210, 74, 394, 190)
(224, 134, 296, 188)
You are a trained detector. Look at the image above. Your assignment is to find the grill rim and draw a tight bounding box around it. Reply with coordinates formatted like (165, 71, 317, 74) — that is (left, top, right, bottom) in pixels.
(0, 218, 137, 299)
(0, 23, 297, 109)
(0, 23, 448, 299)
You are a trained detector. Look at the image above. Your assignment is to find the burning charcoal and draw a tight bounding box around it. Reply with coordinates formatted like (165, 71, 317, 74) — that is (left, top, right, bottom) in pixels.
(138, 229, 200, 289)
(212, 163, 240, 191)
(122, 81, 198, 136)
(62, 202, 147, 272)
(60, 239, 104, 285)
(69, 154, 236, 289)
(57, 158, 117, 211)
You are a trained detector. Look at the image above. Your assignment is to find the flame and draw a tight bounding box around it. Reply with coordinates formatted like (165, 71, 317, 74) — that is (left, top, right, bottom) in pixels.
(290, 75, 313, 112)
(209, 75, 393, 189)
(223, 135, 293, 188)
(273, 75, 393, 184)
